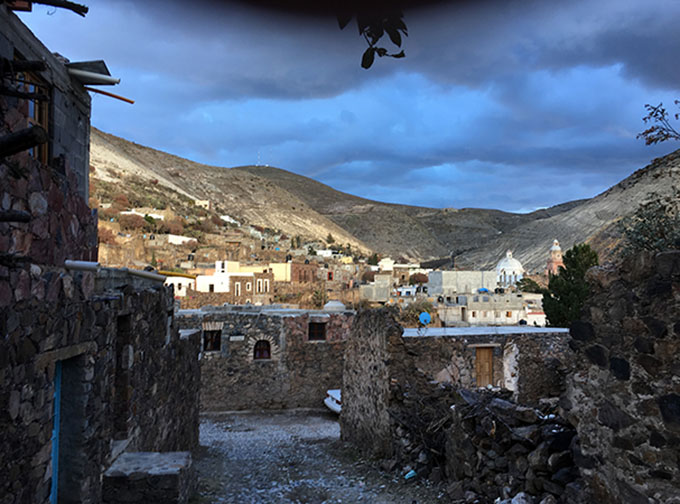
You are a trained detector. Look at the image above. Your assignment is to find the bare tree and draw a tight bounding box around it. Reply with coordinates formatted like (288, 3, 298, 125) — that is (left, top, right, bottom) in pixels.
(637, 100, 680, 145)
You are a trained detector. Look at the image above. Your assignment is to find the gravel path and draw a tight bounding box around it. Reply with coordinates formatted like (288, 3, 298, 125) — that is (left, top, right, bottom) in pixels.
(192, 410, 446, 504)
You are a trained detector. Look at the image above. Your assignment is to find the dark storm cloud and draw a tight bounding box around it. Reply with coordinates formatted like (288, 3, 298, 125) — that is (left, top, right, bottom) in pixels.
(17, 0, 680, 212)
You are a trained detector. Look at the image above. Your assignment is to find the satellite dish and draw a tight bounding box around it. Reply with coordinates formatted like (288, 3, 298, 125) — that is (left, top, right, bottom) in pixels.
(419, 312, 431, 325)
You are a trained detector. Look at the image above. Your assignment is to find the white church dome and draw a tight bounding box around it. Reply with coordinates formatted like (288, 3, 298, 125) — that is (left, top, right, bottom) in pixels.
(496, 250, 525, 287)
(550, 239, 562, 252)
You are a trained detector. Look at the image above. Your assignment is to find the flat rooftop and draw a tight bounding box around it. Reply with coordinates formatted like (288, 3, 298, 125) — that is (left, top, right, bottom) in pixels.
(402, 326, 569, 337)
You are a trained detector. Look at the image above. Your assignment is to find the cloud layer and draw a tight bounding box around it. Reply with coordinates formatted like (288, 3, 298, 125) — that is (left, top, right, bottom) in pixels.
(18, 0, 680, 211)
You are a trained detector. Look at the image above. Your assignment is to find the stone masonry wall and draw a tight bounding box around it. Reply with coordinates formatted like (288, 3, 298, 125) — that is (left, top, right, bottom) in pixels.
(0, 109, 98, 266)
(341, 310, 582, 503)
(563, 251, 680, 504)
(1, 5, 92, 199)
(177, 307, 352, 411)
(0, 268, 200, 504)
(341, 309, 403, 458)
(402, 332, 570, 406)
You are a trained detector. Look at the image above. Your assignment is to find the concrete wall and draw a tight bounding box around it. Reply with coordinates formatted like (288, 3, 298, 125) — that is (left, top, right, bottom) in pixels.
(427, 270, 497, 296)
(563, 251, 680, 503)
(177, 306, 354, 411)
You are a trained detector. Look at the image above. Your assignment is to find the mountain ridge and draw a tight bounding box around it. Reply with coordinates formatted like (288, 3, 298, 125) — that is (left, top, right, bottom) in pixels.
(90, 127, 680, 270)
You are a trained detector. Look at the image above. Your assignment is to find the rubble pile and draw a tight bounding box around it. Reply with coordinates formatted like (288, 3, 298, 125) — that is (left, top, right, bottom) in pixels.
(385, 379, 460, 483)
(445, 389, 585, 504)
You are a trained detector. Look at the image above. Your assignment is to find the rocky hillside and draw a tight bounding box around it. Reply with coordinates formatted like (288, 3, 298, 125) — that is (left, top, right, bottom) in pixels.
(90, 128, 371, 254)
(90, 128, 680, 270)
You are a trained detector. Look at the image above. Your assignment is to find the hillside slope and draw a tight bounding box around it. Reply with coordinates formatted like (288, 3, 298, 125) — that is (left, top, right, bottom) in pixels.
(91, 128, 680, 270)
(90, 128, 372, 253)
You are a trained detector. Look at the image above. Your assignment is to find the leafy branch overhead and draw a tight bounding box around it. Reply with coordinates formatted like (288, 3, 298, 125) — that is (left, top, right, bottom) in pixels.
(637, 101, 680, 145)
(337, 8, 408, 69)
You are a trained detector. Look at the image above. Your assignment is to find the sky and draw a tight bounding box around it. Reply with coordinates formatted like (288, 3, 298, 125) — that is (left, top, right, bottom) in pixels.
(17, 0, 680, 212)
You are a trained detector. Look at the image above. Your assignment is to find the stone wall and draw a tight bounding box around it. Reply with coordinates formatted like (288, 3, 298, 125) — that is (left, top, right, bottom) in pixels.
(401, 328, 570, 406)
(0, 268, 200, 504)
(341, 310, 580, 503)
(1, 5, 92, 199)
(563, 250, 680, 503)
(177, 306, 353, 411)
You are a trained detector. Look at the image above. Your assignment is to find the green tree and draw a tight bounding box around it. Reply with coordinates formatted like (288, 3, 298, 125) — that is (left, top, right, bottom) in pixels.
(326, 233, 335, 244)
(618, 190, 680, 256)
(516, 277, 545, 294)
(542, 243, 599, 328)
(367, 253, 379, 266)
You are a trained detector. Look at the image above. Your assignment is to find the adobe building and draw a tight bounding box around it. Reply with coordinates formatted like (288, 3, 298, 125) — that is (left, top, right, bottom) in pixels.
(176, 302, 354, 411)
(1, 5, 200, 503)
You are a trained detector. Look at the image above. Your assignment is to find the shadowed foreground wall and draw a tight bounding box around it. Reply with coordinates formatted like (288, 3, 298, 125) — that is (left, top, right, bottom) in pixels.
(564, 251, 680, 503)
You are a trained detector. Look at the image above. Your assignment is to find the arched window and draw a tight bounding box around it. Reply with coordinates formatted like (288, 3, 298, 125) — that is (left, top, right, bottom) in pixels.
(253, 340, 271, 360)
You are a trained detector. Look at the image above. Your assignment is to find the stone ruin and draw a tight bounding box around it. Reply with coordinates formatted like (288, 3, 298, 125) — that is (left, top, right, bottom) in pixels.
(341, 249, 680, 503)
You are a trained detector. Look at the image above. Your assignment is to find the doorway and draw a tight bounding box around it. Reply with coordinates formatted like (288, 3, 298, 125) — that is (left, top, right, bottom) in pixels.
(475, 347, 493, 387)
(50, 354, 88, 503)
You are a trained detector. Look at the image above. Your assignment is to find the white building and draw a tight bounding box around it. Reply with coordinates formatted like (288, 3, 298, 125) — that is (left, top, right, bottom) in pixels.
(164, 275, 195, 297)
(496, 250, 524, 287)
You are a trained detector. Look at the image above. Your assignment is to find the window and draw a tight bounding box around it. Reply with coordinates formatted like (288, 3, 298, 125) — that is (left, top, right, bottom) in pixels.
(308, 322, 326, 341)
(17, 66, 49, 164)
(246, 282, 252, 292)
(177, 283, 182, 291)
(328, 272, 333, 281)
(473, 296, 479, 302)
(209, 284, 214, 293)
(253, 340, 271, 360)
(264, 279, 270, 292)
(203, 330, 221, 351)
(257, 279, 262, 293)
(506, 311, 512, 318)
(235, 282, 241, 296)
(471, 311, 477, 318)
(483, 296, 489, 302)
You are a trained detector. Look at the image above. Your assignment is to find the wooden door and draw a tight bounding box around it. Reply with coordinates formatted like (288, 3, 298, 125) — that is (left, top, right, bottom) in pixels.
(476, 347, 493, 387)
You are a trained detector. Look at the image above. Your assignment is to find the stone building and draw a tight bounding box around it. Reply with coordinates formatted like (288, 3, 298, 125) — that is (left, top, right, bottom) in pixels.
(177, 303, 354, 411)
(546, 239, 565, 275)
(1, 6, 200, 503)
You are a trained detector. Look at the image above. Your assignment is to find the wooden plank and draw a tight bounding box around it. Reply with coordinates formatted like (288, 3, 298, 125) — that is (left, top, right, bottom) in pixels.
(0, 125, 48, 158)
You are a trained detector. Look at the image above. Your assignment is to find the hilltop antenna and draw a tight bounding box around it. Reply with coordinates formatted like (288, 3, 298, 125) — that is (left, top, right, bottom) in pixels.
(257, 150, 261, 166)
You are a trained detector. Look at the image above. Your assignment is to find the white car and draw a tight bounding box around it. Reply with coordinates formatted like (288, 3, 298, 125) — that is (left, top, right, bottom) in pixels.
(324, 389, 341, 414)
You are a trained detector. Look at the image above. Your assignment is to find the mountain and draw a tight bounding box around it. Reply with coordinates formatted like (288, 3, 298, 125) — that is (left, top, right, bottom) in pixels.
(89, 128, 372, 254)
(90, 128, 680, 270)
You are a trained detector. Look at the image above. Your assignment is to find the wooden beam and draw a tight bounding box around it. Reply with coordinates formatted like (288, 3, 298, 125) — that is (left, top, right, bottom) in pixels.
(0, 125, 48, 158)
(0, 210, 31, 222)
(0, 58, 47, 74)
(0, 87, 49, 101)
(30, 0, 88, 16)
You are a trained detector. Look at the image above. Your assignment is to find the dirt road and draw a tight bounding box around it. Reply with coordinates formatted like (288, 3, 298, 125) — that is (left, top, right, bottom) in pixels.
(192, 410, 446, 504)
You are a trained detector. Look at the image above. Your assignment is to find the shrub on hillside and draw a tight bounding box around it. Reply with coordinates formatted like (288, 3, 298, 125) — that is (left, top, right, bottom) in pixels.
(112, 193, 130, 210)
(118, 213, 146, 231)
(99, 208, 119, 221)
(98, 227, 117, 245)
(166, 218, 185, 235)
